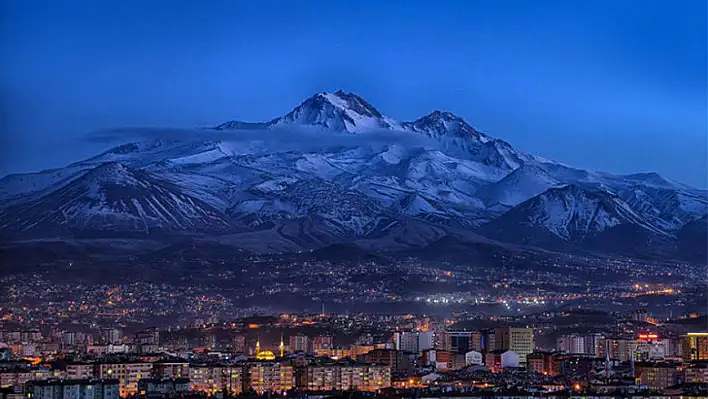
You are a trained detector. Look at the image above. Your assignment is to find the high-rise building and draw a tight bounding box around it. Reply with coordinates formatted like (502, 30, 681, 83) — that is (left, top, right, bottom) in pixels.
(495, 327, 534, 365)
(358, 349, 407, 372)
(202, 333, 217, 350)
(557, 334, 586, 354)
(681, 333, 708, 362)
(190, 366, 223, 394)
(289, 334, 308, 354)
(232, 335, 246, 353)
(445, 331, 472, 354)
(598, 338, 636, 362)
(102, 329, 122, 345)
(96, 362, 154, 397)
(585, 333, 604, 356)
(635, 363, 679, 389)
(248, 363, 294, 393)
(190, 365, 243, 395)
(153, 362, 189, 379)
(481, 329, 496, 352)
(393, 331, 421, 353)
(134, 329, 159, 346)
(62, 332, 76, 347)
(339, 364, 391, 391)
(470, 331, 483, 352)
(632, 309, 649, 323)
(66, 363, 96, 380)
(312, 336, 333, 355)
(685, 363, 708, 383)
(418, 331, 434, 352)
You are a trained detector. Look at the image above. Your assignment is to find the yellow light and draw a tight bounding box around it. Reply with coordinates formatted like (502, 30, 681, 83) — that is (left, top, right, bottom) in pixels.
(574, 384, 581, 391)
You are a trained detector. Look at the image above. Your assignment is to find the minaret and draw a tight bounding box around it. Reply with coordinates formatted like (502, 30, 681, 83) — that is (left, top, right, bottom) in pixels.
(279, 333, 285, 358)
(604, 347, 611, 381)
(255, 336, 261, 357)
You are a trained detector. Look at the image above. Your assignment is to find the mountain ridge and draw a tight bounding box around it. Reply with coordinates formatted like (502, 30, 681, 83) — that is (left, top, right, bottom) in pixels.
(1, 90, 705, 261)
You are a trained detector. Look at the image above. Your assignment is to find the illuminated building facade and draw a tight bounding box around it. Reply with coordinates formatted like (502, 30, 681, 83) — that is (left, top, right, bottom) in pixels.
(681, 333, 708, 362)
(289, 334, 308, 354)
(189, 366, 222, 394)
(96, 363, 153, 397)
(189, 365, 243, 395)
(248, 362, 294, 393)
(153, 362, 189, 379)
(496, 327, 534, 365)
(305, 363, 391, 392)
(312, 336, 334, 355)
(685, 363, 708, 383)
(66, 363, 95, 380)
(635, 362, 679, 389)
(1, 370, 65, 389)
(526, 352, 554, 375)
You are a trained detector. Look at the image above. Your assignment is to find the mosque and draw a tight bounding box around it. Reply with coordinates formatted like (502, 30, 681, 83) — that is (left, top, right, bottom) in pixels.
(255, 334, 285, 360)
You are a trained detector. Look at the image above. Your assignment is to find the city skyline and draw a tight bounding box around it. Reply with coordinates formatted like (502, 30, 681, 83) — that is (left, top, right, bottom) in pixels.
(0, 1, 706, 398)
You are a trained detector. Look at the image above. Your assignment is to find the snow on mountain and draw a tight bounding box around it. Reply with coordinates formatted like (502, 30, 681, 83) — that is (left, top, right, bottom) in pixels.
(539, 163, 708, 229)
(615, 186, 708, 230)
(479, 164, 561, 207)
(0, 162, 229, 237)
(481, 184, 667, 244)
(230, 177, 395, 236)
(217, 90, 399, 134)
(0, 164, 91, 203)
(0, 90, 704, 258)
(402, 110, 490, 142)
(213, 91, 553, 171)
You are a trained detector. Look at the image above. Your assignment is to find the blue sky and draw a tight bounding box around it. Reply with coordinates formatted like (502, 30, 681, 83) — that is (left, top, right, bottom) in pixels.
(1, 0, 706, 187)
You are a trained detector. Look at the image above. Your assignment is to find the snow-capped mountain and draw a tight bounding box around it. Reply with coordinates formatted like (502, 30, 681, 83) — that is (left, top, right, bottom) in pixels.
(477, 184, 689, 258)
(214, 90, 548, 170)
(479, 164, 562, 207)
(480, 184, 666, 244)
(0, 162, 229, 237)
(1, 90, 705, 259)
(401, 110, 489, 142)
(215, 90, 398, 133)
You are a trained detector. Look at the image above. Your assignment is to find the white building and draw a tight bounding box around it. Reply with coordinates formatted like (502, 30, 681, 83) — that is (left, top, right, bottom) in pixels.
(465, 350, 483, 366)
(393, 331, 434, 353)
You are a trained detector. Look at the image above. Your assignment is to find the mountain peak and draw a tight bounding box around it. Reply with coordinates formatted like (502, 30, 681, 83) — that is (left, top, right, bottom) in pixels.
(316, 90, 384, 118)
(78, 161, 147, 188)
(269, 90, 395, 133)
(423, 110, 462, 121)
(481, 183, 667, 244)
(403, 110, 486, 142)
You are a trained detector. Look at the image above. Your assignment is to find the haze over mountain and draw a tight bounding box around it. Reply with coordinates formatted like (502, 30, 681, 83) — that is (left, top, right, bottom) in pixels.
(1, 91, 706, 261)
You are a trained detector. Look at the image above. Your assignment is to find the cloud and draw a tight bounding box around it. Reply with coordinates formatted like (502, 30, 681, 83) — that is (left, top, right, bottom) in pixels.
(84, 125, 442, 156)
